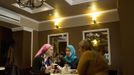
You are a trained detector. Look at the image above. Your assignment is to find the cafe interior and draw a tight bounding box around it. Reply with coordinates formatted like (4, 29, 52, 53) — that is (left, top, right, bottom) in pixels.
(0, 0, 133, 75)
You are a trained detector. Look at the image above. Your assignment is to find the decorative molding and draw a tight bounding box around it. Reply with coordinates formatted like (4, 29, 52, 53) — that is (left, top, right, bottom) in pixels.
(19, 14, 40, 24)
(11, 27, 23, 32)
(12, 27, 33, 32)
(31, 31, 33, 67)
(0, 7, 20, 25)
(65, 0, 98, 6)
(0, 7, 39, 25)
(23, 27, 33, 32)
(39, 9, 119, 31)
(39, 9, 118, 23)
(0, 7, 20, 21)
(1, 7, 119, 31)
(19, 9, 118, 24)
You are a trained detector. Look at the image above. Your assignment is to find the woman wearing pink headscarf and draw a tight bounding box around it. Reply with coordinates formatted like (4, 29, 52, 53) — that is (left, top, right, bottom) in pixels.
(32, 44, 54, 74)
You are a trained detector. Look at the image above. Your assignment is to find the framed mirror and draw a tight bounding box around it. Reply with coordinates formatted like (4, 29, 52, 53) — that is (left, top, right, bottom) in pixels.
(83, 28, 111, 65)
(48, 33, 69, 57)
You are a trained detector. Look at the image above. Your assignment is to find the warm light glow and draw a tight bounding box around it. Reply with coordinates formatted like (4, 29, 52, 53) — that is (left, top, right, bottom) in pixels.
(92, 39, 98, 47)
(87, 2, 102, 24)
(91, 12, 100, 20)
(91, 2, 97, 12)
(90, 12, 101, 24)
(54, 10, 60, 18)
(52, 9, 63, 29)
(53, 18, 62, 25)
(53, 18, 62, 29)
(51, 9, 63, 29)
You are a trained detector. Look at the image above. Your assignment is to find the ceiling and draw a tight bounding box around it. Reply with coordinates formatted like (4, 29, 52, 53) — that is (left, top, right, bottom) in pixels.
(0, 0, 117, 22)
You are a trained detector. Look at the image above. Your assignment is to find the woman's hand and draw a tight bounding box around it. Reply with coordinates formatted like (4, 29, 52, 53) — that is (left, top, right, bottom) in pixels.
(46, 66, 52, 70)
(45, 65, 53, 73)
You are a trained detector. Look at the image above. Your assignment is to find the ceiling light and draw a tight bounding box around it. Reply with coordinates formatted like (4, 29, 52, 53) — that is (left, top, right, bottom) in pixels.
(16, 0, 45, 9)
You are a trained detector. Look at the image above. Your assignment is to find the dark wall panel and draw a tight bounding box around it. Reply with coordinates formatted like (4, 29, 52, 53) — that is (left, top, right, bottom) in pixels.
(13, 31, 23, 68)
(0, 26, 13, 66)
(13, 31, 31, 68)
(119, 0, 134, 75)
(22, 31, 31, 68)
(33, 31, 39, 57)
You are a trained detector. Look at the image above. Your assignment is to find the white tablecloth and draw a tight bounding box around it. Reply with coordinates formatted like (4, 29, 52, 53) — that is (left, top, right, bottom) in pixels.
(51, 73, 78, 75)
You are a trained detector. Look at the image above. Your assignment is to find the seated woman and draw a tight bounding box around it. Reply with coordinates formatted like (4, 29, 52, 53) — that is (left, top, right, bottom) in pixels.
(77, 39, 109, 75)
(32, 44, 54, 74)
(64, 45, 79, 69)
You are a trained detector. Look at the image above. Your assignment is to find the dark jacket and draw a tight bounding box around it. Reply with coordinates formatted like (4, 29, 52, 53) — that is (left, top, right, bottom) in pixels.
(32, 56, 52, 75)
(64, 58, 79, 69)
(77, 50, 109, 75)
(32, 56, 44, 73)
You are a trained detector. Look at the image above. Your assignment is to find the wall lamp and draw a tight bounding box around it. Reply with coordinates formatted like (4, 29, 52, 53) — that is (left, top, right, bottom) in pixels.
(53, 18, 62, 29)
(55, 25, 59, 29)
(90, 12, 100, 24)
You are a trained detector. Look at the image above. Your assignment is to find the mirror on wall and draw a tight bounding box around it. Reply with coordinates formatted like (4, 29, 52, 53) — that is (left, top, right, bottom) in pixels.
(83, 28, 111, 65)
(48, 33, 69, 57)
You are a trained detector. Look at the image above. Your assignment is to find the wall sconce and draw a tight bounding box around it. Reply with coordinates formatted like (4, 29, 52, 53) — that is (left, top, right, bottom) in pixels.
(92, 14, 97, 24)
(55, 24, 59, 29)
(53, 18, 62, 29)
(90, 12, 100, 24)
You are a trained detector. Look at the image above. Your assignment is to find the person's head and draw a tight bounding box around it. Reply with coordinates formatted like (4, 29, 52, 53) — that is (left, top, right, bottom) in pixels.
(65, 45, 76, 57)
(79, 39, 93, 52)
(45, 46, 54, 57)
(64, 45, 77, 63)
(35, 44, 53, 57)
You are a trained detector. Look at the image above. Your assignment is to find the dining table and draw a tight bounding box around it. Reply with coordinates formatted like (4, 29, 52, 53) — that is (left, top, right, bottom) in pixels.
(51, 73, 78, 75)
(51, 69, 78, 75)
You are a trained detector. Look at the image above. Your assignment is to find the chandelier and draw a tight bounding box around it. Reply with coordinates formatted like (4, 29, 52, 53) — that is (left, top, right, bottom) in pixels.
(16, 0, 45, 9)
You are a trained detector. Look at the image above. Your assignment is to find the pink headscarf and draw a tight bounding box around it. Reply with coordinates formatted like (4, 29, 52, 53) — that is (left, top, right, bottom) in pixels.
(35, 44, 52, 57)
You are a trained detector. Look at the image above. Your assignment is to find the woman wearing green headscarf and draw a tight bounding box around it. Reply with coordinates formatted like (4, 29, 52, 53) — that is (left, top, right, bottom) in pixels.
(64, 45, 79, 69)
